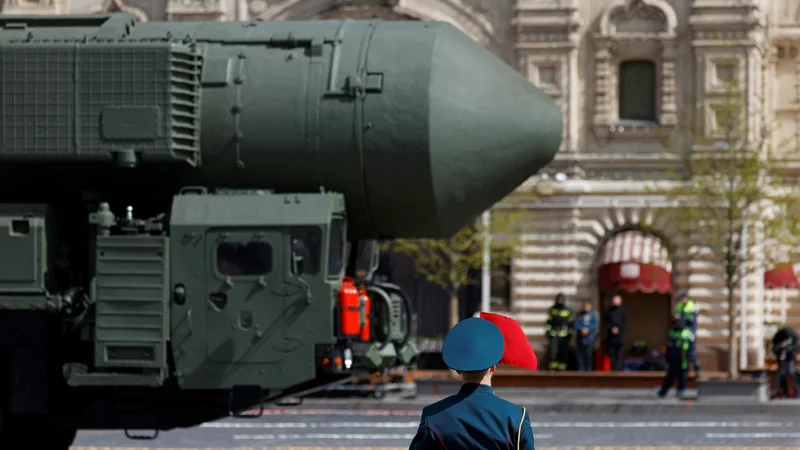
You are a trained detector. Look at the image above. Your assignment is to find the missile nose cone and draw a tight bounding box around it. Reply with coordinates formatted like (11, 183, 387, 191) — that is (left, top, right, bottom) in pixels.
(427, 24, 562, 235)
(363, 21, 562, 238)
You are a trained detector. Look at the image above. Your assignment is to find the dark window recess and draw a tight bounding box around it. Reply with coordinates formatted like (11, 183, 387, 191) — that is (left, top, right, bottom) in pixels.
(491, 261, 512, 310)
(216, 241, 273, 276)
(290, 227, 323, 275)
(355, 240, 377, 274)
(618, 60, 657, 122)
(10, 219, 29, 235)
(328, 218, 346, 277)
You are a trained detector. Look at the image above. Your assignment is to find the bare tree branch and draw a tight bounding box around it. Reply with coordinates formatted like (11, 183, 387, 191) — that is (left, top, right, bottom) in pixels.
(381, 197, 532, 329)
(653, 75, 800, 379)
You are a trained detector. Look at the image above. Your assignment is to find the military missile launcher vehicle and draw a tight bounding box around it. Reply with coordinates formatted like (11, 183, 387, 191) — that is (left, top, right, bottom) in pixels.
(0, 12, 562, 448)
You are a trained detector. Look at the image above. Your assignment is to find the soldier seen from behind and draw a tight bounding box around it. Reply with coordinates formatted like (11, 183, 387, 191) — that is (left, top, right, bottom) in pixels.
(771, 323, 800, 399)
(409, 317, 535, 449)
(658, 317, 694, 399)
(545, 293, 573, 370)
(573, 300, 598, 371)
(604, 294, 629, 371)
(675, 292, 701, 377)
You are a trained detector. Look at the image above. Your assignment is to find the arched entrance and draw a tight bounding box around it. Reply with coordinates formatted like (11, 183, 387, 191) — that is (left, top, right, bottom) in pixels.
(596, 230, 673, 369)
(312, 1, 415, 20)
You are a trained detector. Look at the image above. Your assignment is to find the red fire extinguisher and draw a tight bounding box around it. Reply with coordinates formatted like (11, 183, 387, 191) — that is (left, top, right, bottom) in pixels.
(338, 276, 371, 341)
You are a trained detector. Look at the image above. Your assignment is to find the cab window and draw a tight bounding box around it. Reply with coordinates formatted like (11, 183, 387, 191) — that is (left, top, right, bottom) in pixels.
(290, 227, 322, 275)
(354, 240, 376, 274)
(216, 241, 273, 276)
(327, 218, 345, 277)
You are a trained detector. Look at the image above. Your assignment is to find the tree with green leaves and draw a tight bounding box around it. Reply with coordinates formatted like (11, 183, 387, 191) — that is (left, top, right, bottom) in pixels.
(382, 204, 528, 330)
(657, 77, 800, 379)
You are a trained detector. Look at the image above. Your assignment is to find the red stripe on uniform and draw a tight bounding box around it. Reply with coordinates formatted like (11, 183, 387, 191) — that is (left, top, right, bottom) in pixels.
(428, 425, 448, 450)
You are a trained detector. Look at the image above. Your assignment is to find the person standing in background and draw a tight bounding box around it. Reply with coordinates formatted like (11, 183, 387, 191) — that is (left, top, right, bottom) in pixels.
(604, 294, 629, 371)
(771, 323, 800, 399)
(658, 318, 694, 399)
(573, 300, 598, 372)
(545, 293, 573, 371)
(674, 292, 701, 377)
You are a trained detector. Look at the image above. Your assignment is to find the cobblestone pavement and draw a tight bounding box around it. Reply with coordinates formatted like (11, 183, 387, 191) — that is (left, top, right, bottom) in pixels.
(71, 406, 800, 449)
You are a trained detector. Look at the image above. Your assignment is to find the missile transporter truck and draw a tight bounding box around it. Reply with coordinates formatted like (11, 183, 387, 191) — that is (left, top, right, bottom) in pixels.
(0, 12, 562, 448)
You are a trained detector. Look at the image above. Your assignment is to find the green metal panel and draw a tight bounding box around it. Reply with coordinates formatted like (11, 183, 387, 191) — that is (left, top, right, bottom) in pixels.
(363, 23, 563, 235)
(0, 13, 136, 40)
(0, 14, 562, 241)
(204, 228, 287, 365)
(169, 191, 345, 228)
(0, 41, 201, 165)
(92, 235, 168, 372)
(169, 191, 343, 389)
(0, 204, 49, 295)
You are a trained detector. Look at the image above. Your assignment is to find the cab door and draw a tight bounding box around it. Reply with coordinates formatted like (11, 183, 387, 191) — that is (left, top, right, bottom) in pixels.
(205, 229, 286, 364)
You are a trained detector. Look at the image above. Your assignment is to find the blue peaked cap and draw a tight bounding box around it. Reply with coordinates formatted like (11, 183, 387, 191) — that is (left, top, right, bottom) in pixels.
(442, 317, 505, 372)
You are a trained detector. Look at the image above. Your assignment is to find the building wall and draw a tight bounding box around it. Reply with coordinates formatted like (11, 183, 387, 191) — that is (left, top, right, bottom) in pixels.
(512, 0, 800, 369)
(8, 0, 800, 368)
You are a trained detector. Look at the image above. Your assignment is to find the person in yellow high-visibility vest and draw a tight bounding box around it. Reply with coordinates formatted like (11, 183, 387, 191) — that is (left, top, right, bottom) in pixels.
(658, 318, 695, 398)
(545, 293, 573, 370)
(674, 292, 700, 377)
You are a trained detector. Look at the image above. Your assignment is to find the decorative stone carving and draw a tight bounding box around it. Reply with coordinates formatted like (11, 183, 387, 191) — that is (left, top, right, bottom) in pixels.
(96, 0, 148, 21)
(167, 0, 224, 20)
(514, 0, 580, 48)
(249, 0, 268, 15)
(592, 41, 613, 130)
(332, 0, 398, 6)
(592, 0, 678, 142)
(3, 0, 55, 6)
(608, 2, 668, 34)
(313, 0, 411, 20)
(525, 54, 566, 97)
(172, 0, 220, 6)
(0, 0, 62, 13)
(776, 43, 800, 60)
(515, 0, 579, 159)
(702, 53, 745, 94)
(689, 1, 765, 145)
(774, 0, 800, 26)
(261, 0, 503, 57)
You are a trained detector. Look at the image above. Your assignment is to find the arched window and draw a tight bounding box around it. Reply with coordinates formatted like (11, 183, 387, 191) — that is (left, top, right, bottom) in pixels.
(618, 60, 657, 122)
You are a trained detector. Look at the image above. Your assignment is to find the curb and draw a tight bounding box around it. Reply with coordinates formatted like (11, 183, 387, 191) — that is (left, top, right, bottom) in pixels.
(290, 399, 800, 415)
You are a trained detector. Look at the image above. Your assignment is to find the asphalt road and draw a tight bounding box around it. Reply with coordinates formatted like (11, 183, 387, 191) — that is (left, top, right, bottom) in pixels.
(71, 406, 800, 449)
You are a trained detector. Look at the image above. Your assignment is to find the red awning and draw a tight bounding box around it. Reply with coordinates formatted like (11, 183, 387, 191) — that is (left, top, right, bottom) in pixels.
(597, 231, 672, 294)
(764, 264, 799, 289)
(598, 262, 672, 294)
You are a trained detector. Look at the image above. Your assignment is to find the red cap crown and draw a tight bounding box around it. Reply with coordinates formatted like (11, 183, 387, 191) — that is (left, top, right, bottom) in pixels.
(479, 312, 538, 371)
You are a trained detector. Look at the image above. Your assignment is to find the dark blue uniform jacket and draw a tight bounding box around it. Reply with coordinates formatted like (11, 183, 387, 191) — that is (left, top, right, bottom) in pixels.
(409, 383, 535, 449)
(573, 310, 599, 346)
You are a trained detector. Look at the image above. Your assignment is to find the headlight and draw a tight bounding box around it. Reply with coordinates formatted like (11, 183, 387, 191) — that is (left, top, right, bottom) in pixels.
(343, 348, 353, 370)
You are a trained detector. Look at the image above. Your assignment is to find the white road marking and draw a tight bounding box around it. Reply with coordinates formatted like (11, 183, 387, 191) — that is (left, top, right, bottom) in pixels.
(706, 432, 800, 438)
(205, 421, 796, 429)
(232, 433, 420, 440)
(231, 433, 553, 440)
(257, 408, 421, 416)
(532, 421, 796, 428)
(204, 422, 420, 428)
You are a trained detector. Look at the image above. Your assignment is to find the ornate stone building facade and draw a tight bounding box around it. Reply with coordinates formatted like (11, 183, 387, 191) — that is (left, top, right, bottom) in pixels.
(6, 0, 800, 369)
